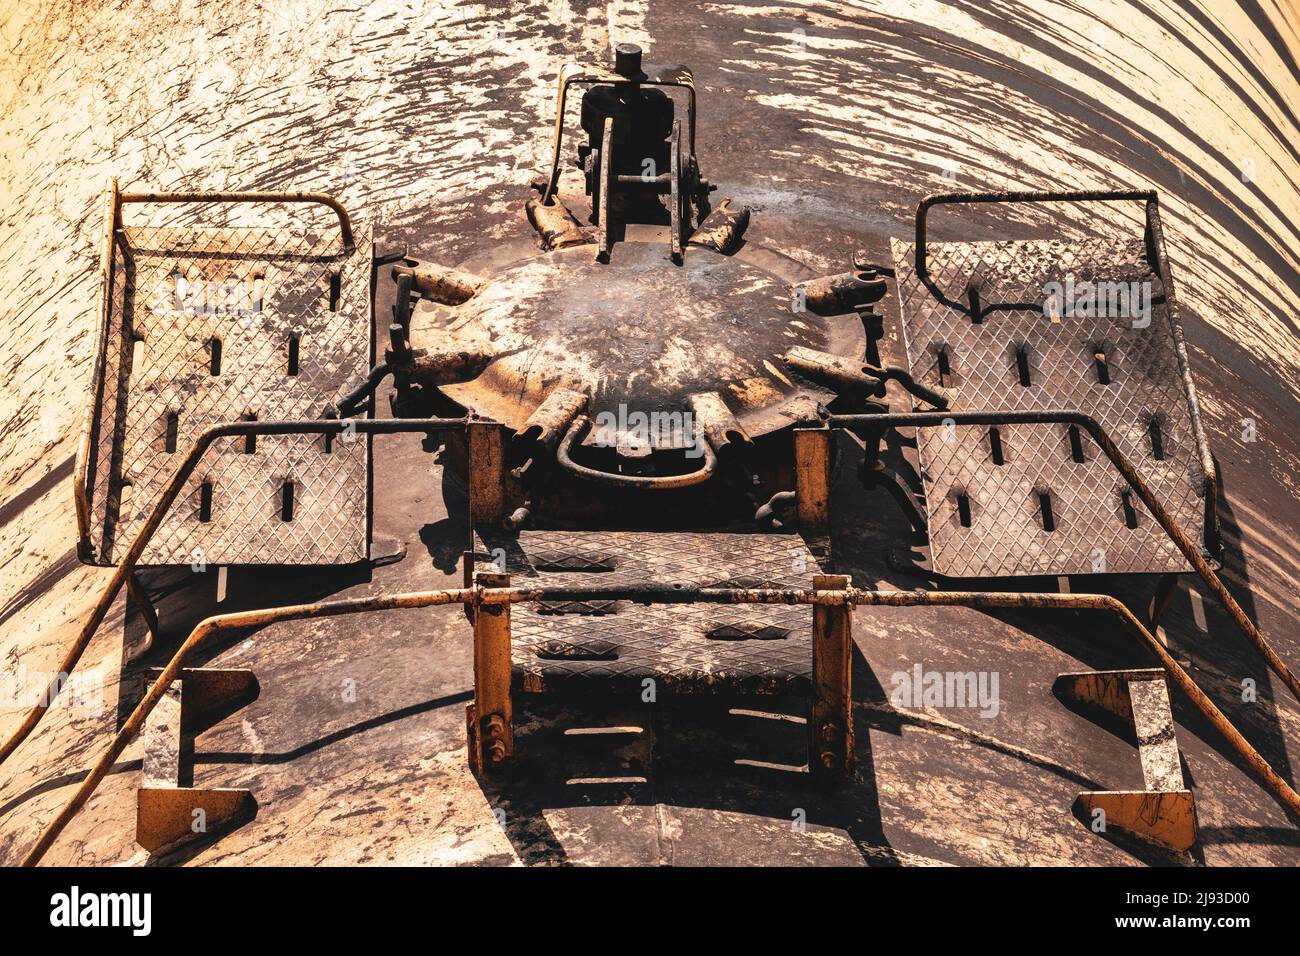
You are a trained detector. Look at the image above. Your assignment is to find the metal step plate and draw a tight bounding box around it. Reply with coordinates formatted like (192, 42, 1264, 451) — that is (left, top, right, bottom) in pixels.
(473, 529, 825, 695)
(891, 203, 1212, 577)
(79, 190, 373, 566)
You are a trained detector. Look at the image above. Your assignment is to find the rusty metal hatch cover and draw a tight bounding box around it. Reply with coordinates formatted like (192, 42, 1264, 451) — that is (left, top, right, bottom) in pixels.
(412, 239, 862, 443)
(78, 188, 373, 566)
(473, 528, 827, 695)
(891, 195, 1212, 578)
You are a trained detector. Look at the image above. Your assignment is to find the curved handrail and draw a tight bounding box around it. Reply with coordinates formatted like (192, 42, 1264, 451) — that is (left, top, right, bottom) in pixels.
(913, 189, 1154, 281)
(830, 408, 1299, 705)
(76, 186, 362, 558)
(20, 581, 1300, 865)
(540, 63, 697, 205)
(118, 190, 355, 253)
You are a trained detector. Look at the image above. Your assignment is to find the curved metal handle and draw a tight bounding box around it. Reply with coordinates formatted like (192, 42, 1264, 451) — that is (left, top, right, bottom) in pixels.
(541, 63, 698, 205)
(556, 415, 717, 490)
(914, 190, 1155, 281)
(117, 190, 355, 253)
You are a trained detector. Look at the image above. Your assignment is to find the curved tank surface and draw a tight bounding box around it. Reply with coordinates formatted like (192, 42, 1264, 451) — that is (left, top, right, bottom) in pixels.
(0, 1, 1298, 869)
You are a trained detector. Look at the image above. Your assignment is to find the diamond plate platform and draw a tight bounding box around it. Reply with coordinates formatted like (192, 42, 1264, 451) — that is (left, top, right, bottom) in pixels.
(892, 203, 1211, 577)
(78, 188, 373, 566)
(472, 529, 829, 695)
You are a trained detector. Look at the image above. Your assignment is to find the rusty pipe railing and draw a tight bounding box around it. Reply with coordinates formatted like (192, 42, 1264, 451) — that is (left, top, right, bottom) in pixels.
(0, 417, 467, 770)
(19, 587, 475, 867)
(913, 190, 1154, 283)
(117, 190, 355, 253)
(20, 581, 1300, 866)
(75, 184, 365, 560)
(556, 414, 719, 490)
(830, 409, 1300, 705)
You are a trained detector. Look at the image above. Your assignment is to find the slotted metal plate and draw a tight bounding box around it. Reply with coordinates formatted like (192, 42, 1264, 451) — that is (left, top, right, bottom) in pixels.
(473, 529, 827, 695)
(892, 235, 1209, 577)
(82, 222, 373, 566)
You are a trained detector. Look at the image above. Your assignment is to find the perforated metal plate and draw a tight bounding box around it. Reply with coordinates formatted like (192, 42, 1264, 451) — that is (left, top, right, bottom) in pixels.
(83, 222, 373, 566)
(892, 235, 1209, 577)
(473, 529, 827, 695)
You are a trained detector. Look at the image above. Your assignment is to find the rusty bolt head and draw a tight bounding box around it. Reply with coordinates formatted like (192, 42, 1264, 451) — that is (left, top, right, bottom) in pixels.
(820, 751, 840, 770)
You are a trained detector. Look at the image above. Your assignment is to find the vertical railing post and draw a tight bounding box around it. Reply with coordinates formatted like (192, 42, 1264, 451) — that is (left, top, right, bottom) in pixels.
(793, 426, 831, 532)
(469, 571, 514, 773)
(811, 573, 854, 781)
(468, 420, 507, 526)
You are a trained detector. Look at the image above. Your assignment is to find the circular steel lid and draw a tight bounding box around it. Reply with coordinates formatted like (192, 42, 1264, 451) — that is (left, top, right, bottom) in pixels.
(410, 239, 864, 445)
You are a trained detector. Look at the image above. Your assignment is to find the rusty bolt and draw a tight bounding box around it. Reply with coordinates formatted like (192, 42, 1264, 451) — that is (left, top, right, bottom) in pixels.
(483, 714, 508, 763)
(820, 751, 840, 770)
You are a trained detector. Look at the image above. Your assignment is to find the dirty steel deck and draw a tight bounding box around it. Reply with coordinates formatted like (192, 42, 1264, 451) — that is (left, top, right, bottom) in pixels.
(892, 233, 1210, 578)
(473, 529, 828, 695)
(80, 212, 374, 566)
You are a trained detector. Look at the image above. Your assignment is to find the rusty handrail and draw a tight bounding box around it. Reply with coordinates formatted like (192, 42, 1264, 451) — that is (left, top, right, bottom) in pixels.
(913, 190, 1155, 282)
(830, 409, 1300, 705)
(0, 418, 467, 770)
(75, 184, 366, 560)
(73, 180, 123, 561)
(906, 190, 1220, 554)
(20, 582, 1300, 865)
(116, 190, 356, 253)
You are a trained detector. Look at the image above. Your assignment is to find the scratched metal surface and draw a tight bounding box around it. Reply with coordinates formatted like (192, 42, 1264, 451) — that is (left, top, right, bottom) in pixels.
(0, 1, 1298, 866)
(475, 528, 820, 695)
(86, 221, 373, 566)
(891, 234, 1207, 577)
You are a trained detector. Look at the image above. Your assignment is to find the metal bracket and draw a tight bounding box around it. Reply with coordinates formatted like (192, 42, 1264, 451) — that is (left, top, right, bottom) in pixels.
(124, 572, 161, 662)
(137, 666, 259, 854)
(1054, 668, 1197, 853)
(793, 426, 832, 535)
(468, 420, 519, 526)
(539, 46, 705, 263)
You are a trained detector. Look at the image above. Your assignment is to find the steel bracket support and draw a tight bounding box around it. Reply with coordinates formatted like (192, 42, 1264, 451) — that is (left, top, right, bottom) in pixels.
(1147, 572, 1181, 636)
(596, 117, 614, 262)
(811, 573, 854, 781)
(1054, 668, 1197, 853)
(136, 667, 258, 854)
(468, 571, 514, 773)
